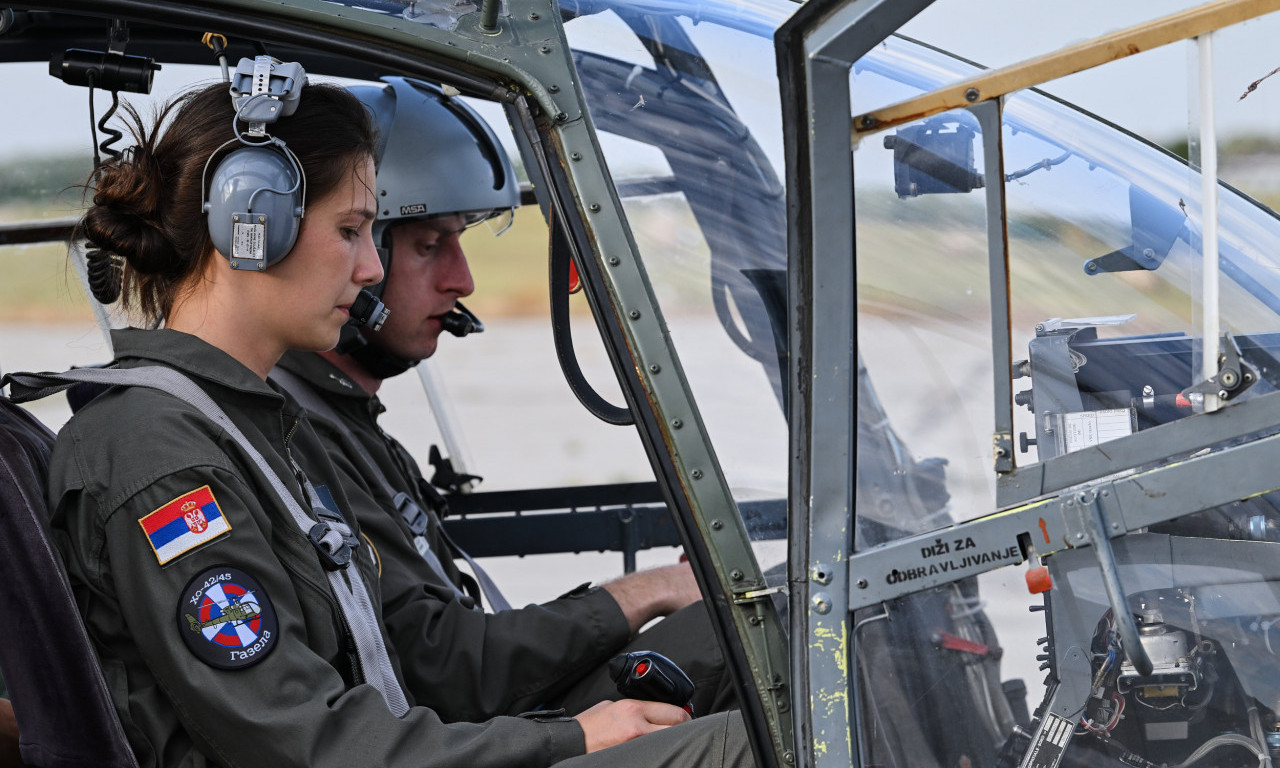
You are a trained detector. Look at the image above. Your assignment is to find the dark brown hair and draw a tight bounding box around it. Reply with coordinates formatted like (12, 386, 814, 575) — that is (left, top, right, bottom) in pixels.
(79, 80, 377, 322)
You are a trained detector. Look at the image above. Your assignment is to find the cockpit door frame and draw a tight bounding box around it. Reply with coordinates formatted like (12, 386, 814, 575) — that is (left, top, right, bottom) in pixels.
(774, 2, 939, 767)
(778, 2, 1280, 767)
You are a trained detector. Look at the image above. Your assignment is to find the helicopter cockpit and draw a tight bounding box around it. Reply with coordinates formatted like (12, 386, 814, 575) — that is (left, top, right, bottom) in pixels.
(4, 1, 1280, 768)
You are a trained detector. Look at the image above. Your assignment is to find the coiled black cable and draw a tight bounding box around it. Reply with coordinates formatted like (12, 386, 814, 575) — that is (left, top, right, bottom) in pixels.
(85, 249, 123, 304)
(86, 74, 124, 166)
(84, 74, 126, 304)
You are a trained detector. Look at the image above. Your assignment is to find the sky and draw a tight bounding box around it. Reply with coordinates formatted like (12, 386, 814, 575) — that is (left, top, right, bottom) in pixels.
(3, 1, 1279, 162)
(899, 0, 1280, 145)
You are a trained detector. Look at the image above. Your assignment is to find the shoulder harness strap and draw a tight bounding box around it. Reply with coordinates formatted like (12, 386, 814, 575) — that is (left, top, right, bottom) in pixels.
(7, 366, 411, 716)
(271, 366, 511, 612)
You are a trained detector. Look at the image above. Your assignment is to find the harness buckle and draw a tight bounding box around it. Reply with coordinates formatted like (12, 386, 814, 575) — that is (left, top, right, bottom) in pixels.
(394, 492, 430, 537)
(308, 506, 358, 570)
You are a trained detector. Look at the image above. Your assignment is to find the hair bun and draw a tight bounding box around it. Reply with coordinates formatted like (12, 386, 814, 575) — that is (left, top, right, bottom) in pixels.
(81, 148, 177, 276)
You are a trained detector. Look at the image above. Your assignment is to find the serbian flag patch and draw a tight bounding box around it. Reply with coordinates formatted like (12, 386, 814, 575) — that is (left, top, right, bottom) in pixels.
(139, 485, 232, 566)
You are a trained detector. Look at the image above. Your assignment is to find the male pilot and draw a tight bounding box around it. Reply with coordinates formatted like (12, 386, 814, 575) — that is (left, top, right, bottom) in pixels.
(272, 77, 736, 723)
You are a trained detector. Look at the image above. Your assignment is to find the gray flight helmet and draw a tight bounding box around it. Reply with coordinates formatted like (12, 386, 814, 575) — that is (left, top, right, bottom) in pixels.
(352, 76, 520, 282)
(337, 76, 520, 375)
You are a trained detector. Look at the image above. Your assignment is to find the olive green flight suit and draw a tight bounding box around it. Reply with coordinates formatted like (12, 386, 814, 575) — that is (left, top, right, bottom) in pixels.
(273, 350, 738, 721)
(45, 329, 750, 768)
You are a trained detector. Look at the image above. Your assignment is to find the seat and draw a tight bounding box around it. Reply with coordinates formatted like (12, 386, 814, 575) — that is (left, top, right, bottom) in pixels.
(0, 395, 137, 768)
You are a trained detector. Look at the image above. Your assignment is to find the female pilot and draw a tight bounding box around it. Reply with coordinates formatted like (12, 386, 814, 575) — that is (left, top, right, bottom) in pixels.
(35, 67, 750, 768)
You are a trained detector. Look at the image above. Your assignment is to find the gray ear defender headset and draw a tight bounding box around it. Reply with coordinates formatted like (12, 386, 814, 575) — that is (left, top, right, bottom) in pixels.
(202, 56, 308, 272)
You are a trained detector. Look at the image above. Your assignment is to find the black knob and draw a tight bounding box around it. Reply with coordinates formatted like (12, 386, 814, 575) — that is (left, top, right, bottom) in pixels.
(610, 651, 696, 715)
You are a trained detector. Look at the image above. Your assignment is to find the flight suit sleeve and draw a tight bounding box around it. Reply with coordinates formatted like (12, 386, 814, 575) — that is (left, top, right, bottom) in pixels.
(60, 461, 587, 768)
(352, 472, 634, 722)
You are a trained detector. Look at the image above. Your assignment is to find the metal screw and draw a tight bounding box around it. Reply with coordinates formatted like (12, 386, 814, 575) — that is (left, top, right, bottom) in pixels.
(691, 469, 703, 480)
(628, 310, 641, 320)
(730, 569, 744, 581)
(257, 263, 265, 271)
(258, 216, 265, 224)
(711, 519, 723, 530)
(1085, 261, 1098, 273)
(1219, 389, 1229, 399)
(671, 418, 683, 429)
(230, 260, 238, 268)
(965, 87, 980, 102)
(589, 203, 601, 212)
(1076, 532, 1085, 541)
(856, 578, 868, 589)
(858, 114, 876, 130)
(649, 364, 661, 373)
(1111, 522, 1121, 531)
(749, 615, 762, 625)
(539, 45, 552, 54)
(233, 215, 240, 222)
(812, 593, 832, 614)
(570, 152, 582, 161)
(607, 257, 620, 266)
(784, 751, 795, 765)
(548, 84, 560, 94)
(555, 112, 568, 122)
(528, 11, 540, 19)
(810, 564, 831, 585)
(380, 190, 387, 196)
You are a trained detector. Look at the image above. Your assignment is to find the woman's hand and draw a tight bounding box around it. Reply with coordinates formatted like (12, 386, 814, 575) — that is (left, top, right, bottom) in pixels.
(573, 698, 691, 753)
(0, 698, 24, 767)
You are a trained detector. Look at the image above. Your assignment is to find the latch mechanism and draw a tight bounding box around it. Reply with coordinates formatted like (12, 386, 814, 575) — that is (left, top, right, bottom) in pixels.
(1180, 331, 1257, 404)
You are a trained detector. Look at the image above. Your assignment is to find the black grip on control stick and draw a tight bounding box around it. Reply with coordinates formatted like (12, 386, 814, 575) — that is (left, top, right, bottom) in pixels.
(608, 650, 696, 716)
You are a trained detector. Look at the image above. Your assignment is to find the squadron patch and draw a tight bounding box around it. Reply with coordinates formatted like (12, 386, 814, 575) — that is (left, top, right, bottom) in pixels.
(178, 566, 278, 669)
(140, 485, 231, 565)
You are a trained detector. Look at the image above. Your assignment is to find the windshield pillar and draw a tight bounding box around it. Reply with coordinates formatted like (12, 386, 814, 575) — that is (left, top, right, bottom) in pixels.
(776, 1, 939, 767)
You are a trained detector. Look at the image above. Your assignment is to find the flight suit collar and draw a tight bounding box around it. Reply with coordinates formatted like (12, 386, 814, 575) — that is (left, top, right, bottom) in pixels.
(111, 327, 283, 401)
(276, 349, 388, 418)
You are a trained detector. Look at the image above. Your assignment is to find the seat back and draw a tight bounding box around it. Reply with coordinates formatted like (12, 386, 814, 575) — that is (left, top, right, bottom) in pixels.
(0, 396, 138, 768)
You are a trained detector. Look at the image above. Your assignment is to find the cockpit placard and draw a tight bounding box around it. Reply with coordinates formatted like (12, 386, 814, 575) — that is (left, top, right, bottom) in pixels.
(1019, 712, 1074, 768)
(850, 523, 1027, 611)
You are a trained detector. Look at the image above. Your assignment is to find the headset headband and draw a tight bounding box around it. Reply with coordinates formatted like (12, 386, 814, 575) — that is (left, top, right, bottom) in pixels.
(201, 56, 309, 271)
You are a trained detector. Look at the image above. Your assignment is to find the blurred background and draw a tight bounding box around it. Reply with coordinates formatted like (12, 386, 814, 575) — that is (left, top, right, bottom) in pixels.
(4, 0, 1280, 611)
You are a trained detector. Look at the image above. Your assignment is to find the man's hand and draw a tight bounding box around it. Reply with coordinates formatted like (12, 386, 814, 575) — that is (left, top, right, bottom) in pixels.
(573, 698, 690, 753)
(601, 563, 701, 635)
